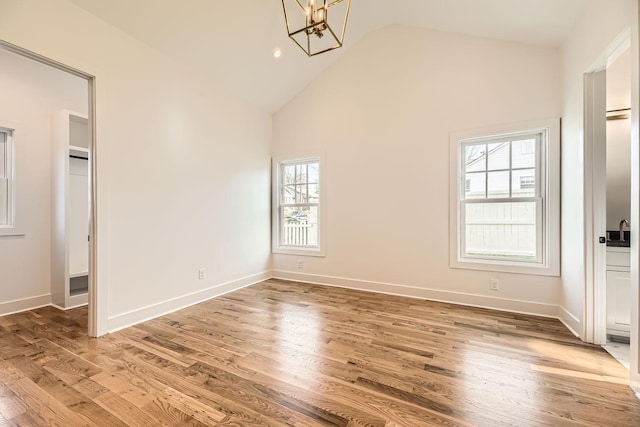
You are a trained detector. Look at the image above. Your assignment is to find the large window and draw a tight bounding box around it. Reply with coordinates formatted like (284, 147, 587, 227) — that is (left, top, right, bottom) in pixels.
(272, 156, 324, 256)
(450, 120, 559, 276)
(0, 127, 14, 228)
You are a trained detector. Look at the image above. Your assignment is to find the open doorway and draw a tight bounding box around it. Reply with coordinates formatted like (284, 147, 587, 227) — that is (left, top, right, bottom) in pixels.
(0, 40, 98, 336)
(602, 48, 632, 370)
(583, 32, 633, 373)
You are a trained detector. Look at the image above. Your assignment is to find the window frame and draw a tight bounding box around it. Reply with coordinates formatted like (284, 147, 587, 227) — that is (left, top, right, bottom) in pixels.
(272, 155, 325, 257)
(449, 119, 560, 276)
(0, 125, 19, 236)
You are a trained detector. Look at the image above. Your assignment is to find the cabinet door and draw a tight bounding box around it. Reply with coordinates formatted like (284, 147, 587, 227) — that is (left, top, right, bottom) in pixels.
(606, 270, 631, 334)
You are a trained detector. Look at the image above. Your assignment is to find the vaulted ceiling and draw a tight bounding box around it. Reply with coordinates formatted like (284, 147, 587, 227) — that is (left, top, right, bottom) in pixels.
(68, 0, 589, 112)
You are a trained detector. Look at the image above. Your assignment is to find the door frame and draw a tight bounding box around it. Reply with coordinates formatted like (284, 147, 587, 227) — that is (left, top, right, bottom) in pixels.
(583, 20, 640, 393)
(583, 68, 608, 345)
(0, 39, 101, 337)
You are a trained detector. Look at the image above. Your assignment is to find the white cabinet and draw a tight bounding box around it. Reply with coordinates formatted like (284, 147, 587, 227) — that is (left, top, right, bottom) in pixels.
(51, 110, 89, 309)
(606, 247, 630, 339)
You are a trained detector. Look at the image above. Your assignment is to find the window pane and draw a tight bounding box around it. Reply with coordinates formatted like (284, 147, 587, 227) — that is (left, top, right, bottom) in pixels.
(296, 184, 307, 203)
(281, 206, 318, 247)
(296, 164, 307, 184)
(0, 178, 7, 226)
(308, 183, 320, 203)
(487, 142, 509, 171)
(308, 162, 319, 184)
(283, 185, 296, 204)
(512, 138, 536, 168)
(464, 201, 536, 260)
(487, 171, 509, 198)
(0, 133, 5, 179)
(283, 164, 296, 185)
(465, 144, 486, 172)
(513, 169, 536, 198)
(464, 172, 485, 199)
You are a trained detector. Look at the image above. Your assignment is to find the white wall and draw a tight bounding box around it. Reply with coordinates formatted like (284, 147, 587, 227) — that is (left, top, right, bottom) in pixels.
(606, 119, 631, 230)
(606, 49, 631, 231)
(0, 47, 87, 315)
(0, 0, 272, 334)
(273, 25, 563, 317)
(560, 0, 636, 336)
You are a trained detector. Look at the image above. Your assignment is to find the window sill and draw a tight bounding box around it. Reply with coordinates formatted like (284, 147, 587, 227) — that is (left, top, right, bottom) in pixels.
(451, 257, 559, 277)
(273, 246, 326, 257)
(0, 226, 25, 237)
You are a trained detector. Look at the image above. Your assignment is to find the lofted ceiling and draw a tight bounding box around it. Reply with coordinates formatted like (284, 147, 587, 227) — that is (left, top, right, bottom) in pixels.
(68, 0, 589, 113)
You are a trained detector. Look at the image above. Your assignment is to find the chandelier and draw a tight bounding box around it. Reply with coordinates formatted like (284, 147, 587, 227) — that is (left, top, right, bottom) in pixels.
(282, 0, 352, 57)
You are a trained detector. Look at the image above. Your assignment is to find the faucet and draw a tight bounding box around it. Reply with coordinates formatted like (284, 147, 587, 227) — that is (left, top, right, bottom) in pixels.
(620, 219, 630, 241)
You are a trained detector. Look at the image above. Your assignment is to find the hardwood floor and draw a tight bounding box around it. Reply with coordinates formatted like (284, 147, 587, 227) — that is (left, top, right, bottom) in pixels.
(1, 278, 639, 426)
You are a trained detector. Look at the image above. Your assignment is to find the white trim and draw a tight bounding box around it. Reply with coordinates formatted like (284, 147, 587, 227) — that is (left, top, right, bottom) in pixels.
(272, 270, 560, 318)
(583, 70, 608, 345)
(629, 3, 640, 393)
(449, 118, 560, 276)
(558, 306, 582, 338)
(107, 271, 271, 333)
(0, 294, 51, 316)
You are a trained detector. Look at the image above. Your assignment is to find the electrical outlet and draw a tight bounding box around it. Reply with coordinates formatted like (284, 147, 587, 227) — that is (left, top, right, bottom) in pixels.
(297, 260, 303, 269)
(490, 278, 499, 291)
(198, 268, 206, 280)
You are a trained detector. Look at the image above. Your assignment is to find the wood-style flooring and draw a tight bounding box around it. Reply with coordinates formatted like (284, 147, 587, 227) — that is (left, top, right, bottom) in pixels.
(0, 278, 639, 426)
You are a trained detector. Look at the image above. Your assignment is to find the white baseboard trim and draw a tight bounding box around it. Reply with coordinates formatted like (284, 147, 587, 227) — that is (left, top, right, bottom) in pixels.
(0, 294, 51, 317)
(557, 306, 582, 338)
(107, 271, 271, 333)
(272, 270, 559, 319)
(631, 377, 640, 399)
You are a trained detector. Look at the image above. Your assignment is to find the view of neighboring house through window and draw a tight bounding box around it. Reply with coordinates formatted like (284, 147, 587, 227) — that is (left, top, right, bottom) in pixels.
(273, 157, 322, 255)
(462, 132, 541, 262)
(0, 127, 14, 227)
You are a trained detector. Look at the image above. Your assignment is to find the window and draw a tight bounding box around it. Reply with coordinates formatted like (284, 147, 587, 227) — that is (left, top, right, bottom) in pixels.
(449, 119, 560, 276)
(521, 139, 535, 154)
(0, 127, 14, 228)
(520, 176, 535, 189)
(272, 156, 324, 256)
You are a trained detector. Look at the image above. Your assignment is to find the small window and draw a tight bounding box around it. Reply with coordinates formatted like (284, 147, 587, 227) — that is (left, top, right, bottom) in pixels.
(272, 156, 324, 256)
(449, 119, 560, 276)
(519, 176, 535, 189)
(521, 139, 534, 154)
(0, 127, 14, 228)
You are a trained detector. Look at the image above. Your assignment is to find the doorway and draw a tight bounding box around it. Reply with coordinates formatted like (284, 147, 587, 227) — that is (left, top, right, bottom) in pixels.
(582, 30, 640, 387)
(0, 40, 99, 337)
(601, 48, 632, 370)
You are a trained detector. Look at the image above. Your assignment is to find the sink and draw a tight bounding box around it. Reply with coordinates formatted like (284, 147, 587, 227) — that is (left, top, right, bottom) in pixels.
(607, 239, 630, 248)
(607, 230, 630, 247)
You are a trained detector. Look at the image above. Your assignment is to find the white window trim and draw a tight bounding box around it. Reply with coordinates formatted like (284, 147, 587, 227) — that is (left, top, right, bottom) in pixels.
(449, 119, 560, 276)
(0, 121, 24, 237)
(272, 154, 326, 257)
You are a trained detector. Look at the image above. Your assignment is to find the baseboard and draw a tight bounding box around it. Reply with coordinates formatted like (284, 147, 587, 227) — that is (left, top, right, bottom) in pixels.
(272, 270, 559, 319)
(558, 306, 582, 338)
(0, 294, 51, 316)
(631, 376, 640, 399)
(107, 271, 271, 333)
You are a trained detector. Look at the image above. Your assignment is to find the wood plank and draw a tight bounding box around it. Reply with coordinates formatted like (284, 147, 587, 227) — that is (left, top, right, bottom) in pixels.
(0, 279, 639, 426)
